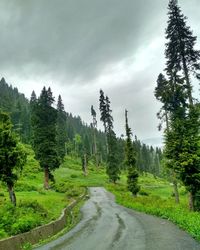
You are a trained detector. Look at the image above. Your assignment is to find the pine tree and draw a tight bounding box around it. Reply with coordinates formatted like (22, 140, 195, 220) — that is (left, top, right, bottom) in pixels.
(155, 73, 181, 203)
(99, 91, 120, 182)
(163, 0, 200, 210)
(106, 129, 120, 183)
(166, 0, 200, 105)
(31, 87, 60, 189)
(56, 95, 67, 162)
(99, 90, 107, 132)
(0, 111, 27, 205)
(99, 90, 109, 153)
(125, 110, 140, 196)
(91, 105, 98, 166)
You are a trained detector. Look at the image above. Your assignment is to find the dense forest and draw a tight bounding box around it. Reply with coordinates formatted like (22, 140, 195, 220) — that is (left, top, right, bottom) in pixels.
(0, 0, 200, 248)
(0, 77, 163, 179)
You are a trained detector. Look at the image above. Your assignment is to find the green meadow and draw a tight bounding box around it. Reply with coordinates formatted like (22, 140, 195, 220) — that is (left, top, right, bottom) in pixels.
(0, 146, 199, 241)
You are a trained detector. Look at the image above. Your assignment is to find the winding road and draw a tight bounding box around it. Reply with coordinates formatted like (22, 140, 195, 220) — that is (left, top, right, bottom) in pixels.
(35, 187, 200, 250)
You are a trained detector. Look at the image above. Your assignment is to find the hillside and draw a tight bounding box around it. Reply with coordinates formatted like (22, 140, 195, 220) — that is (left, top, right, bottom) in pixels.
(0, 147, 199, 246)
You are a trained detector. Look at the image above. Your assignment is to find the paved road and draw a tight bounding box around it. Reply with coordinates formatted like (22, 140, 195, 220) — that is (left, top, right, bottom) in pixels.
(35, 187, 200, 250)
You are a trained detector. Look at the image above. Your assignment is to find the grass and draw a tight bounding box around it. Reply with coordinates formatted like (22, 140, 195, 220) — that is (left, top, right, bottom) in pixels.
(0, 145, 199, 243)
(0, 147, 85, 239)
(106, 181, 200, 241)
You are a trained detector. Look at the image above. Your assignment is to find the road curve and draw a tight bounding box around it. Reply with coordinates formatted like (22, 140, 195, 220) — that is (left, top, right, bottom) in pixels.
(35, 187, 200, 250)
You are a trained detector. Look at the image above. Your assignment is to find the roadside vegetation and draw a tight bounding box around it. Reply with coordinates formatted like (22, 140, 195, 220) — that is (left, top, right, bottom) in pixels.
(0, 0, 199, 246)
(0, 144, 199, 242)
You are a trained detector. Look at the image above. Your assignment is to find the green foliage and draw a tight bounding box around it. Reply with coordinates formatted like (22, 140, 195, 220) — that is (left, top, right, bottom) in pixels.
(0, 200, 48, 237)
(155, 0, 200, 211)
(138, 189, 149, 196)
(53, 181, 83, 198)
(127, 168, 140, 195)
(53, 182, 70, 193)
(106, 130, 121, 183)
(31, 87, 60, 188)
(21, 242, 33, 250)
(99, 91, 121, 182)
(107, 185, 200, 241)
(56, 95, 67, 162)
(125, 110, 140, 195)
(15, 182, 38, 192)
(164, 106, 200, 210)
(166, 0, 200, 82)
(0, 78, 31, 143)
(0, 111, 27, 205)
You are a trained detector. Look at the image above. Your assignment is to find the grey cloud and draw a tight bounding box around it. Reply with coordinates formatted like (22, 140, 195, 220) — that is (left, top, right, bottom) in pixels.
(0, 0, 199, 142)
(0, 0, 167, 82)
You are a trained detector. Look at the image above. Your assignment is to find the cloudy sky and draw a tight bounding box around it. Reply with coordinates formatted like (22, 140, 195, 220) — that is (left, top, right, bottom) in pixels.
(0, 0, 199, 146)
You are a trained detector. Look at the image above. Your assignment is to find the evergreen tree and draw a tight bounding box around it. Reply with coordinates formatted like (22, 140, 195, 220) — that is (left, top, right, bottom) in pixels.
(99, 90, 107, 132)
(155, 73, 181, 203)
(166, 0, 200, 105)
(99, 91, 120, 182)
(0, 78, 31, 143)
(31, 87, 60, 189)
(0, 111, 27, 205)
(91, 105, 98, 166)
(56, 95, 67, 162)
(106, 129, 120, 183)
(30, 90, 37, 146)
(155, 0, 200, 210)
(125, 110, 140, 196)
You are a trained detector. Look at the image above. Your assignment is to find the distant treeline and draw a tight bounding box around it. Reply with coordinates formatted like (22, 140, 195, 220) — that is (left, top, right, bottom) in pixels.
(0, 77, 163, 177)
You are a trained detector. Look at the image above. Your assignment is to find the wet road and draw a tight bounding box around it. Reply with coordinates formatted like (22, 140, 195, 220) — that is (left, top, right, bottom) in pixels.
(35, 187, 200, 250)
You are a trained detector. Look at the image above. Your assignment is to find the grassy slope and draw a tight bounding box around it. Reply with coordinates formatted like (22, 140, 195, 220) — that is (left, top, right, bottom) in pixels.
(0, 147, 199, 241)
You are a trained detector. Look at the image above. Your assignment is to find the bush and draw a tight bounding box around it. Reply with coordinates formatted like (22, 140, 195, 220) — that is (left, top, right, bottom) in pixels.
(65, 187, 82, 198)
(0, 192, 5, 197)
(53, 182, 74, 193)
(15, 182, 37, 192)
(0, 200, 49, 237)
(37, 188, 46, 195)
(54, 182, 68, 193)
(18, 200, 48, 216)
(11, 215, 41, 234)
(70, 174, 78, 178)
(0, 229, 8, 239)
(139, 189, 149, 196)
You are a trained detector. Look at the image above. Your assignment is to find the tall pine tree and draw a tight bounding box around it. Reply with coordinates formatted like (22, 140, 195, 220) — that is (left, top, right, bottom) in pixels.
(31, 87, 60, 189)
(91, 105, 98, 166)
(156, 0, 200, 210)
(166, 0, 200, 105)
(99, 91, 120, 182)
(125, 110, 140, 196)
(56, 95, 67, 163)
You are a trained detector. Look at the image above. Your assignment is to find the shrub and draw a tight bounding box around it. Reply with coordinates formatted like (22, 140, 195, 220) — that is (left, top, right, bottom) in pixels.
(11, 215, 41, 234)
(18, 200, 48, 216)
(70, 174, 78, 178)
(139, 189, 149, 196)
(37, 188, 46, 195)
(65, 187, 82, 198)
(0, 229, 8, 239)
(15, 182, 37, 192)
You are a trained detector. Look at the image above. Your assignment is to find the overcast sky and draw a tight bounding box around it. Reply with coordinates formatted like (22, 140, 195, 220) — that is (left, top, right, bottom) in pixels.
(0, 0, 199, 146)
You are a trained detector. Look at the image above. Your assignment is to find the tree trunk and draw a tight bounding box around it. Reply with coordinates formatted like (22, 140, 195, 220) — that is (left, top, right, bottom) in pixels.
(166, 114, 180, 204)
(7, 184, 16, 206)
(82, 154, 88, 176)
(93, 128, 99, 167)
(189, 192, 194, 211)
(44, 168, 49, 189)
(172, 177, 179, 204)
